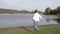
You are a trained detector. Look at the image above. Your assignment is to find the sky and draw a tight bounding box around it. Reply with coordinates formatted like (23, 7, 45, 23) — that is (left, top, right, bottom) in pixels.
(0, 0, 60, 12)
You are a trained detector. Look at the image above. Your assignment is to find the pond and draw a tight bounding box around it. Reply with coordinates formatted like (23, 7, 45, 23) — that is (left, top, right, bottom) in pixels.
(0, 14, 59, 28)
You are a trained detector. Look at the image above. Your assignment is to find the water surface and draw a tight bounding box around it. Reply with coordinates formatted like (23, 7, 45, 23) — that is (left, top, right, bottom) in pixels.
(0, 14, 59, 28)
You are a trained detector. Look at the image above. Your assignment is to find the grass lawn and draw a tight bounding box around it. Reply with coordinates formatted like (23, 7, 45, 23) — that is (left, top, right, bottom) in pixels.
(9, 24, 60, 34)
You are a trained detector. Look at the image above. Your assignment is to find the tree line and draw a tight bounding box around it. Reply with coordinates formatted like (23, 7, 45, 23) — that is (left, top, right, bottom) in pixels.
(0, 6, 60, 14)
(44, 6, 60, 15)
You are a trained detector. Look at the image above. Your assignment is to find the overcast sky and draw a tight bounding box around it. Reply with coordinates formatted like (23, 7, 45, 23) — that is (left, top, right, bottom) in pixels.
(0, 0, 60, 12)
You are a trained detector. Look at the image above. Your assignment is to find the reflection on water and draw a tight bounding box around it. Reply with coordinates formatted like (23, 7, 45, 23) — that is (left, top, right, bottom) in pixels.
(0, 14, 59, 28)
(54, 16, 60, 23)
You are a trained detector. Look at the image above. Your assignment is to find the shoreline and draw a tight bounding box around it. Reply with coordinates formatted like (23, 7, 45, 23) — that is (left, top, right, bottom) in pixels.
(0, 24, 59, 28)
(0, 24, 60, 34)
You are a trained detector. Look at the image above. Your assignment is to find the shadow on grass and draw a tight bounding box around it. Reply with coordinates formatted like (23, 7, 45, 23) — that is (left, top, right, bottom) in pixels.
(20, 27, 33, 32)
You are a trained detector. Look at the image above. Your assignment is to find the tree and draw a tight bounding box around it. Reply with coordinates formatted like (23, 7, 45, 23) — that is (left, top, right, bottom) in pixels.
(44, 7, 51, 15)
(56, 6, 60, 14)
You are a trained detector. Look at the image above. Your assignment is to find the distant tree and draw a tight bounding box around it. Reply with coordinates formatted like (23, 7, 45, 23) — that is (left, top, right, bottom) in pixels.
(49, 6, 60, 15)
(44, 7, 51, 15)
(56, 6, 60, 14)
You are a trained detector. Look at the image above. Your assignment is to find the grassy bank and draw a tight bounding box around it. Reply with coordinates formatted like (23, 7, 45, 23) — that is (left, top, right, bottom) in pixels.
(0, 24, 60, 34)
(11, 25, 60, 34)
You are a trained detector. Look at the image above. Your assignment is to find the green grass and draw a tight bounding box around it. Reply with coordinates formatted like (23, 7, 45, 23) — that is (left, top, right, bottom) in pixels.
(10, 26, 60, 34)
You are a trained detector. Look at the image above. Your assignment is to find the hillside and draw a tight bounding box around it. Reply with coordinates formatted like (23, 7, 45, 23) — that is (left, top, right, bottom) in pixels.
(0, 8, 43, 14)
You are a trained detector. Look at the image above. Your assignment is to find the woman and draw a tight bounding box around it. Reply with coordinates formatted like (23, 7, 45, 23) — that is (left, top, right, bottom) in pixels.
(32, 9, 43, 32)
